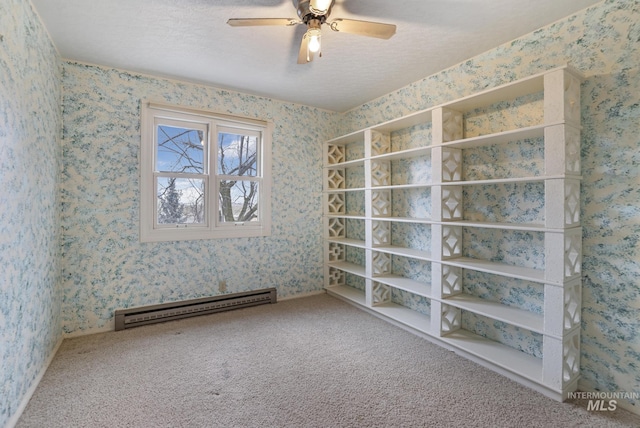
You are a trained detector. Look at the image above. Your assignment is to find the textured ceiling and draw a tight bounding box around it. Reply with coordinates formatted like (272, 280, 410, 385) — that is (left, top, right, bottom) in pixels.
(31, 0, 601, 112)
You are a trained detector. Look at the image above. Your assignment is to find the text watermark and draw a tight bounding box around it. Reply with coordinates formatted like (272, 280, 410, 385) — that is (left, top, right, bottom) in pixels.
(568, 391, 640, 412)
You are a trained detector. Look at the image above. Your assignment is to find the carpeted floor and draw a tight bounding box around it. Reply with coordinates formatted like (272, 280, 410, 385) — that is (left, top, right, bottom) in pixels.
(16, 293, 640, 427)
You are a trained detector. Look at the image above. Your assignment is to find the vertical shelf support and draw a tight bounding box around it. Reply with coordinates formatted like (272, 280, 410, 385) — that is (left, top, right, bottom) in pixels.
(371, 190, 392, 217)
(371, 130, 391, 156)
(544, 124, 581, 176)
(432, 107, 464, 337)
(372, 282, 391, 306)
(433, 108, 464, 144)
(372, 251, 392, 276)
(542, 67, 583, 397)
(544, 68, 581, 127)
(543, 278, 582, 337)
(372, 160, 391, 186)
(372, 220, 391, 246)
(365, 130, 391, 307)
(437, 264, 463, 298)
(545, 227, 583, 283)
(442, 186, 463, 221)
(543, 329, 581, 395)
(324, 143, 349, 288)
(545, 179, 581, 229)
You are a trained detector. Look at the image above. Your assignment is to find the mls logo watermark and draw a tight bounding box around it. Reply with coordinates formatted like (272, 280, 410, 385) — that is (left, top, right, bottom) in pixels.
(586, 399, 617, 411)
(568, 391, 640, 412)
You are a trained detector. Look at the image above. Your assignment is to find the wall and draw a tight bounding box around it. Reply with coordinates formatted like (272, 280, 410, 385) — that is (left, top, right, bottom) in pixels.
(60, 62, 340, 334)
(343, 0, 639, 411)
(0, 0, 63, 425)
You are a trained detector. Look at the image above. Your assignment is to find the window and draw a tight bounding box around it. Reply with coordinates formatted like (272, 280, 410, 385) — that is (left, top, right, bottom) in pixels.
(140, 102, 272, 242)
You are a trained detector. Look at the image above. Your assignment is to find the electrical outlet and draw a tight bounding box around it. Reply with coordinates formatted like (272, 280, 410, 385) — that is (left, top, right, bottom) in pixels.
(218, 280, 227, 293)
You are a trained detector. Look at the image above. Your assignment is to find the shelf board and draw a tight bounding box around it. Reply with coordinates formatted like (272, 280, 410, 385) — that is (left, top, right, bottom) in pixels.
(444, 293, 544, 334)
(328, 176, 579, 191)
(439, 123, 547, 149)
(326, 285, 432, 335)
(372, 109, 434, 134)
(372, 216, 434, 224)
(374, 245, 433, 261)
(325, 158, 365, 169)
(441, 220, 549, 232)
(373, 274, 434, 299)
(372, 183, 432, 190)
(332, 65, 578, 139)
(440, 329, 543, 384)
(440, 175, 549, 186)
(327, 261, 366, 277)
(325, 129, 366, 146)
(370, 146, 433, 162)
(325, 177, 580, 193)
(326, 237, 367, 249)
(441, 68, 547, 112)
(325, 286, 541, 384)
(389, 219, 558, 233)
(325, 187, 366, 193)
(326, 217, 563, 233)
(325, 214, 367, 220)
(443, 257, 548, 284)
(373, 303, 431, 335)
(326, 284, 366, 305)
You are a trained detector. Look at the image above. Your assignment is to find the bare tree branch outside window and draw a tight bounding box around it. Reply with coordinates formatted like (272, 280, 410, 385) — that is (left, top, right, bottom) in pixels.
(156, 125, 260, 224)
(218, 132, 259, 223)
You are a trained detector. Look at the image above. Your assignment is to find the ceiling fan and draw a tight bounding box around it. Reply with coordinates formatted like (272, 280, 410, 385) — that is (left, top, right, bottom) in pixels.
(227, 0, 396, 64)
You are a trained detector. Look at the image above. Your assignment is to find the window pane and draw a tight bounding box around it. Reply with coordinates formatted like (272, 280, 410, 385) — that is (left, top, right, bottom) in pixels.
(157, 125, 204, 173)
(157, 177, 205, 224)
(218, 132, 258, 177)
(218, 180, 259, 223)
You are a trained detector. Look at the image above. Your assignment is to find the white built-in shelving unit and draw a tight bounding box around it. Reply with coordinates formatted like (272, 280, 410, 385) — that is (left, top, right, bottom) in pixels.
(323, 65, 583, 401)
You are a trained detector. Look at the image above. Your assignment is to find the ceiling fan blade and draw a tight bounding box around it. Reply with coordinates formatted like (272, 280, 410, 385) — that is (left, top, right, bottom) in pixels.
(329, 18, 396, 39)
(297, 33, 313, 64)
(227, 18, 300, 27)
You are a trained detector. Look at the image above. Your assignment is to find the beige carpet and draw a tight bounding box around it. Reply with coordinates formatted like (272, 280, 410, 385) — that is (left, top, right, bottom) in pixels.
(16, 293, 640, 427)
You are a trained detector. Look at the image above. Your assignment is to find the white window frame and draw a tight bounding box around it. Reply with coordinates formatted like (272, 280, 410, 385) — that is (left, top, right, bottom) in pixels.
(140, 101, 272, 242)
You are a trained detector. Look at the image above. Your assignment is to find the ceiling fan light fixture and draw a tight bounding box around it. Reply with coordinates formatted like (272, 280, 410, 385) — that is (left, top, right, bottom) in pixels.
(309, 0, 333, 16)
(306, 28, 321, 53)
(229, 0, 396, 64)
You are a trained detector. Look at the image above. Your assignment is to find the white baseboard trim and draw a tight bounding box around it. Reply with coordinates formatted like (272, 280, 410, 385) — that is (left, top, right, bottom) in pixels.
(6, 336, 64, 428)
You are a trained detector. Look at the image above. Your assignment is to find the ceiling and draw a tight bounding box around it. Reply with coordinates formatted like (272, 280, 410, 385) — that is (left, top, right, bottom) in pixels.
(31, 0, 600, 112)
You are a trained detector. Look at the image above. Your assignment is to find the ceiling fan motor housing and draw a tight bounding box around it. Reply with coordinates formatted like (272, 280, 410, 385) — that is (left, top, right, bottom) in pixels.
(296, 0, 334, 24)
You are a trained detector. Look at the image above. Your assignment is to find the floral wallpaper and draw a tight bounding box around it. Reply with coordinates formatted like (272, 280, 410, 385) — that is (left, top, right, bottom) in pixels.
(343, 0, 640, 411)
(0, 0, 62, 425)
(2, 0, 639, 424)
(60, 63, 340, 334)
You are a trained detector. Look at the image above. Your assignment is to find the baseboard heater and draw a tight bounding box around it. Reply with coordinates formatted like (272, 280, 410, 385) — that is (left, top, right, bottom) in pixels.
(114, 288, 277, 331)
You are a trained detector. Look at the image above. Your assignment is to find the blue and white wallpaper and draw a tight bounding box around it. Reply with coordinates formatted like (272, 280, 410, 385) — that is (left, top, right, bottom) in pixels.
(343, 0, 640, 411)
(2, 0, 640, 424)
(0, 0, 62, 425)
(60, 63, 340, 333)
